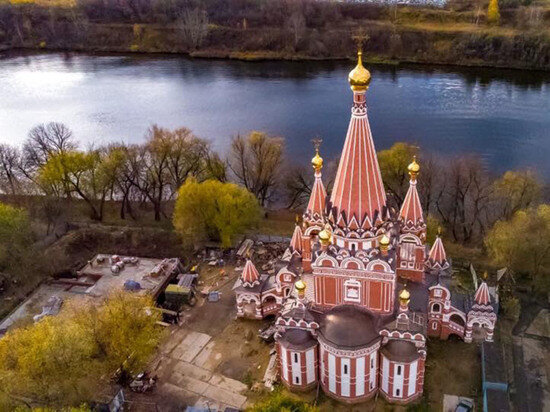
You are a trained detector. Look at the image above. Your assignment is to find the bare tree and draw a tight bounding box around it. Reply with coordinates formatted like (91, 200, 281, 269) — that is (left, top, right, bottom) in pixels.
(21, 122, 76, 178)
(434, 156, 493, 243)
(228, 131, 284, 206)
(178, 8, 209, 50)
(287, 9, 306, 50)
(0, 144, 22, 196)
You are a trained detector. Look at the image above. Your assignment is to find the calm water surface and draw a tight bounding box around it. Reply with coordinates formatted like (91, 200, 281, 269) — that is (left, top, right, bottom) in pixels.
(1, 52, 549, 177)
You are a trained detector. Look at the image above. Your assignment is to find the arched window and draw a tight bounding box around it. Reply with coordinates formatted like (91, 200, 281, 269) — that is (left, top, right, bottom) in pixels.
(432, 303, 441, 313)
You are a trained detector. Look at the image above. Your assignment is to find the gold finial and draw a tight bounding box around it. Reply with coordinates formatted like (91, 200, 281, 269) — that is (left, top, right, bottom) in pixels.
(482, 271, 488, 280)
(379, 233, 390, 250)
(348, 50, 371, 92)
(318, 223, 332, 246)
(399, 287, 410, 305)
(437, 226, 442, 236)
(295, 279, 306, 292)
(408, 155, 420, 180)
(295, 214, 300, 224)
(311, 139, 324, 172)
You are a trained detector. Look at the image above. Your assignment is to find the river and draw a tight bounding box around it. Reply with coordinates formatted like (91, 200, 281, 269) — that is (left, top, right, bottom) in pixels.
(1, 51, 549, 177)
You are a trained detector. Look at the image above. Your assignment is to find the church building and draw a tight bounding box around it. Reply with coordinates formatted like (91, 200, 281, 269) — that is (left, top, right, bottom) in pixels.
(234, 51, 498, 404)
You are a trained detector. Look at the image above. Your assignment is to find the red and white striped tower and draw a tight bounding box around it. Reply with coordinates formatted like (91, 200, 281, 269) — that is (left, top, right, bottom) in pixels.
(241, 259, 260, 287)
(399, 157, 426, 240)
(328, 50, 389, 250)
(310, 51, 396, 314)
(465, 279, 497, 342)
(425, 232, 450, 273)
(302, 146, 327, 272)
(396, 156, 427, 282)
(304, 147, 327, 229)
(290, 223, 303, 255)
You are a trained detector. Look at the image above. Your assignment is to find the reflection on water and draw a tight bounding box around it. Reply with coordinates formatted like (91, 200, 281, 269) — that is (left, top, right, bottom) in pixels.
(1, 51, 549, 177)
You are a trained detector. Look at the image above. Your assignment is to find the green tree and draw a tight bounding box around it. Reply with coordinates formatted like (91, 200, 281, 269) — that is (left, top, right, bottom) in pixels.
(38, 150, 111, 221)
(378, 142, 418, 206)
(173, 179, 261, 248)
(0, 292, 161, 409)
(0, 202, 33, 272)
(488, 0, 501, 24)
(485, 205, 550, 292)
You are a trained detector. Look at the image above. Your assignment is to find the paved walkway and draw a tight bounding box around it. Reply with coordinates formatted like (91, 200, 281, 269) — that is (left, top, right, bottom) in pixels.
(153, 329, 249, 410)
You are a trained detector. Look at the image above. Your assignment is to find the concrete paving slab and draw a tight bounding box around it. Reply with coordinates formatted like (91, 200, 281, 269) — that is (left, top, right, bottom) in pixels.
(160, 382, 199, 404)
(177, 331, 211, 363)
(209, 374, 248, 394)
(173, 361, 213, 382)
(202, 383, 248, 409)
(178, 375, 210, 395)
(161, 328, 191, 355)
(193, 341, 220, 370)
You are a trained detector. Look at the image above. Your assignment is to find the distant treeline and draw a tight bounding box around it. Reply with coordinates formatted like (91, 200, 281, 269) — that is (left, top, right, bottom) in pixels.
(0, 0, 549, 69)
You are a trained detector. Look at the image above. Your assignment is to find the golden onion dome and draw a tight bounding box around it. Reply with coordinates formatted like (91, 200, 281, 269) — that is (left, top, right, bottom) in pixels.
(380, 233, 390, 247)
(295, 279, 306, 292)
(318, 224, 332, 246)
(408, 156, 420, 178)
(311, 150, 323, 171)
(399, 288, 410, 305)
(348, 51, 371, 92)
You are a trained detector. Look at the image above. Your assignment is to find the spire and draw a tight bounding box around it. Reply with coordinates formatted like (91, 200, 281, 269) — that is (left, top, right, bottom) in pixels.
(474, 281, 491, 305)
(399, 156, 425, 233)
(241, 259, 260, 287)
(329, 51, 387, 232)
(304, 142, 327, 226)
(290, 224, 303, 253)
(426, 234, 449, 271)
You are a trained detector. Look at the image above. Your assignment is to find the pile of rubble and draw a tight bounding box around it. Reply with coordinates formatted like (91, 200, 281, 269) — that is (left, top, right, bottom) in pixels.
(236, 239, 288, 274)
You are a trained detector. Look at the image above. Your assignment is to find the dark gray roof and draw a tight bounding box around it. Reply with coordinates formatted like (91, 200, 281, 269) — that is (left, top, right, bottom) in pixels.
(278, 328, 317, 350)
(380, 340, 420, 362)
(398, 279, 430, 314)
(234, 274, 273, 294)
(318, 305, 380, 350)
(282, 304, 317, 323)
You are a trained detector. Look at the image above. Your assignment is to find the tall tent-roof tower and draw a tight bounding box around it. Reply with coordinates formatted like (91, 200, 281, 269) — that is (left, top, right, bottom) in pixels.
(328, 51, 388, 238)
(399, 157, 426, 239)
(303, 147, 327, 228)
(425, 234, 449, 272)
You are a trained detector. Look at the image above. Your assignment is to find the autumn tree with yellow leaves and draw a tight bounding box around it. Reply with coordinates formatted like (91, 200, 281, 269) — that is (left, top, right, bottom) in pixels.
(173, 178, 261, 248)
(487, 0, 501, 25)
(485, 205, 550, 292)
(0, 292, 162, 409)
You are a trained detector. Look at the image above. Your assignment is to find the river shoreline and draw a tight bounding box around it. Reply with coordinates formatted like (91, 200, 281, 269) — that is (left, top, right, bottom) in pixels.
(4, 45, 550, 75)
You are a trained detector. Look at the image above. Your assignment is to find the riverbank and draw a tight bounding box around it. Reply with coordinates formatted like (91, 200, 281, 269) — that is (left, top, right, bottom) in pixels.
(0, 0, 549, 71)
(2, 21, 549, 71)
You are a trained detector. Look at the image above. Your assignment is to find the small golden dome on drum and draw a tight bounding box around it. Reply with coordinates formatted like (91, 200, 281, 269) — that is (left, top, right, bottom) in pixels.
(399, 288, 410, 301)
(408, 156, 420, 178)
(318, 224, 332, 246)
(295, 279, 306, 292)
(348, 51, 371, 92)
(311, 151, 323, 171)
(379, 233, 390, 247)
